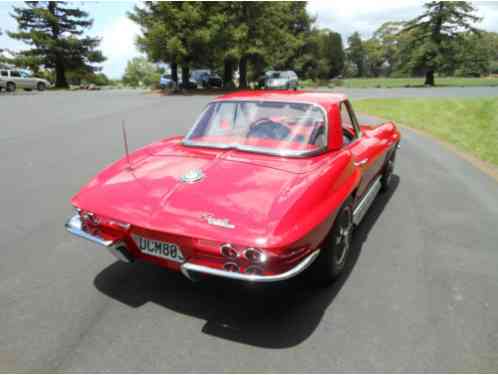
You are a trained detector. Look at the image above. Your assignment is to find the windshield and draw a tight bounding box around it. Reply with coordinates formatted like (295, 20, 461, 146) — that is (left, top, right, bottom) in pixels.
(183, 100, 327, 156)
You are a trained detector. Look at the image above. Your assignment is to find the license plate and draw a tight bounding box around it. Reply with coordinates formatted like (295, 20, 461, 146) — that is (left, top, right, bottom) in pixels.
(132, 235, 184, 263)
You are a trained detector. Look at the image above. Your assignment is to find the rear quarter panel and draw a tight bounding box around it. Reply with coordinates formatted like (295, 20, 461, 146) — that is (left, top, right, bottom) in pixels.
(268, 149, 360, 252)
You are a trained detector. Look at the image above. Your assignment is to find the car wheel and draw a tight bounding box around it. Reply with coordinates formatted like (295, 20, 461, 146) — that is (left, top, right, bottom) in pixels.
(307, 198, 354, 285)
(6, 82, 16, 92)
(37, 82, 46, 91)
(381, 147, 397, 192)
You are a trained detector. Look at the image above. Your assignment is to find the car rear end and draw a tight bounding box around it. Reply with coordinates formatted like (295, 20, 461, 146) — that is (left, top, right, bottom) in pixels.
(66, 209, 321, 282)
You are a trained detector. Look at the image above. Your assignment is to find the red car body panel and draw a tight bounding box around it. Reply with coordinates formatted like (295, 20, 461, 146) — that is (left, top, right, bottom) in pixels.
(69, 91, 400, 278)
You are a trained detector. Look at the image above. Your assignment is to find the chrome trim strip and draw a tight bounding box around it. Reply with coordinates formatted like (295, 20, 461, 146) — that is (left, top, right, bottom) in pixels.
(65, 214, 131, 263)
(353, 176, 382, 225)
(182, 140, 326, 158)
(180, 249, 320, 282)
(65, 214, 115, 247)
(182, 99, 329, 158)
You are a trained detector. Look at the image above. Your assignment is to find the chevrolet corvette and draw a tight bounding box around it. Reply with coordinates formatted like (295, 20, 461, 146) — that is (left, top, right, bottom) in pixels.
(65, 91, 400, 285)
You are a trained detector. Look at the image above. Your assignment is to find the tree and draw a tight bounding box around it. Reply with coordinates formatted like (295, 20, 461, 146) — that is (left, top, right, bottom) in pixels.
(364, 38, 385, 77)
(347, 32, 366, 77)
(327, 31, 345, 78)
(298, 28, 344, 80)
(8, 1, 105, 88)
(122, 57, 160, 88)
(129, 2, 314, 89)
(223, 2, 282, 88)
(130, 2, 222, 86)
(401, 1, 481, 86)
(370, 21, 406, 76)
(269, 2, 314, 72)
(454, 31, 498, 77)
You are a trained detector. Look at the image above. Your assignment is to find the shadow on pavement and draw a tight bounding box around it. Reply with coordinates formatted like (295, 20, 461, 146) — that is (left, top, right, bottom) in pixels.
(94, 176, 399, 348)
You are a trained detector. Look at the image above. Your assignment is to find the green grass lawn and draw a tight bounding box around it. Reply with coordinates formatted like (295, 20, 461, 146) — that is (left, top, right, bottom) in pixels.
(354, 97, 498, 167)
(341, 77, 498, 88)
(301, 77, 498, 89)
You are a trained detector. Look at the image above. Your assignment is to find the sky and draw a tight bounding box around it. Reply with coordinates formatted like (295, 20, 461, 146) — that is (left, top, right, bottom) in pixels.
(1, 1, 498, 79)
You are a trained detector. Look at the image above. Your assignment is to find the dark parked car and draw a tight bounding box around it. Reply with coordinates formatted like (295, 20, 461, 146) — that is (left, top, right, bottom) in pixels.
(179, 78, 198, 90)
(198, 72, 223, 88)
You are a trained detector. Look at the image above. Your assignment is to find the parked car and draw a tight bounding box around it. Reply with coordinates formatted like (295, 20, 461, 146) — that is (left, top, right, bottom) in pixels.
(79, 83, 101, 91)
(159, 74, 175, 89)
(178, 78, 198, 89)
(0, 69, 51, 92)
(65, 91, 400, 285)
(197, 72, 223, 88)
(190, 69, 211, 83)
(263, 70, 299, 90)
(257, 70, 277, 88)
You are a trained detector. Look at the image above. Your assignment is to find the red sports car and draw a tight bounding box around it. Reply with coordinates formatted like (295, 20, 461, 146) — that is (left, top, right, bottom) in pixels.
(66, 91, 400, 284)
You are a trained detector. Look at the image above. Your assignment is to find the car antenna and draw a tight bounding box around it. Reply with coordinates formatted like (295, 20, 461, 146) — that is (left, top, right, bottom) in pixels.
(121, 120, 132, 170)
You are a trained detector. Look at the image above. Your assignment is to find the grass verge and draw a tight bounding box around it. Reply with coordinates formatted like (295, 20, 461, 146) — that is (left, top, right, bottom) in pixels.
(354, 97, 498, 167)
(342, 77, 498, 88)
(301, 77, 498, 89)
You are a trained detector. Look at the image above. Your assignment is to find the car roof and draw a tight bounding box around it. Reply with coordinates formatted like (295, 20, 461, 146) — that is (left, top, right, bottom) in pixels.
(215, 90, 347, 108)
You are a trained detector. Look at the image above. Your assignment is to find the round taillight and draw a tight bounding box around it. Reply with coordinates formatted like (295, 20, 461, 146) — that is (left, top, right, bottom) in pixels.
(220, 243, 237, 259)
(80, 211, 100, 233)
(223, 262, 239, 272)
(244, 248, 267, 263)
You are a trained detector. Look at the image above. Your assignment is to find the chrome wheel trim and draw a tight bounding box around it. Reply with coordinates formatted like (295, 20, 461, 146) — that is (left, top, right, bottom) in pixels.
(334, 207, 353, 265)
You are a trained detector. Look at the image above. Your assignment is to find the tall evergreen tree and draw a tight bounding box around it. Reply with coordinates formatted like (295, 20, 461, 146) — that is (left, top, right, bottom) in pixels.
(347, 32, 366, 77)
(327, 31, 345, 78)
(129, 2, 221, 86)
(401, 1, 480, 85)
(8, 1, 105, 88)
(129, 2, 312, 89)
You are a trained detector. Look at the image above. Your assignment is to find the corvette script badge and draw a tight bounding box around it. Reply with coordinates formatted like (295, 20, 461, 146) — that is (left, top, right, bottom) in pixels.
(201, 213, 235, 229)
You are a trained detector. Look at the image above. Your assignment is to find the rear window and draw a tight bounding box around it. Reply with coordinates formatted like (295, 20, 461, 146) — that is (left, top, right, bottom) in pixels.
(184, 100, 327, 156)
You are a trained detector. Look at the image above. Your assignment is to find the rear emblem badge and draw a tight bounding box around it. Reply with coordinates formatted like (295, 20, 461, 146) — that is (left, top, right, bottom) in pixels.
(201, 214, 235, 229)
(181, 169, 204, 183)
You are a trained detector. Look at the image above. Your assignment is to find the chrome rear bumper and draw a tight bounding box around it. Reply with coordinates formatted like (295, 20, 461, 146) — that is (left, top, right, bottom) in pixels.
(66, 213, 320, 283)
(180, 249, 320, 283)
(65, 214, 132, 262)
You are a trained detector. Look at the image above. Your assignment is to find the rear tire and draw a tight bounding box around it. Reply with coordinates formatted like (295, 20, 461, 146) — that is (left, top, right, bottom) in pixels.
(307, 198, 354, 286)
(6, 82, 16, 92)
(381, 148, 397, 192)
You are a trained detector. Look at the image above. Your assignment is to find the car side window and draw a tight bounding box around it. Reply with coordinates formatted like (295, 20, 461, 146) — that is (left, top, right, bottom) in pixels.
(10, 71, 21, 77)
(340, 102, 359, 145)
(1, 71, 8, 77)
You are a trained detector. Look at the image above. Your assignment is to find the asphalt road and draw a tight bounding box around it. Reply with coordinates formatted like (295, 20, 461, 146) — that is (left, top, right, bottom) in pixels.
(1, 90, 497, 372)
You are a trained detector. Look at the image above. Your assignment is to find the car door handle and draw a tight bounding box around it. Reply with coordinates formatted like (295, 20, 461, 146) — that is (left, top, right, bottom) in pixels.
(354, 159, 368, 167)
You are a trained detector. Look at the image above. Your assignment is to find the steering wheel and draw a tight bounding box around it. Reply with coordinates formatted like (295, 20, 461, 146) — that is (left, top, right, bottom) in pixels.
(247, 118, 290, 140)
